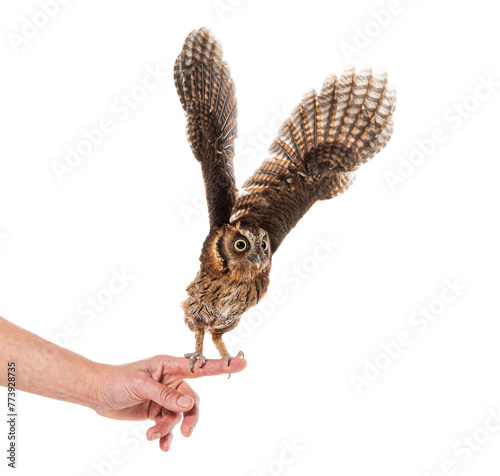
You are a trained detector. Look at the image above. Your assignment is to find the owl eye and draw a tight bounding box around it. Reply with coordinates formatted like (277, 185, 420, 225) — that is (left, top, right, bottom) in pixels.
(233, 238, 248, 252)
(261, 240, 268, 250)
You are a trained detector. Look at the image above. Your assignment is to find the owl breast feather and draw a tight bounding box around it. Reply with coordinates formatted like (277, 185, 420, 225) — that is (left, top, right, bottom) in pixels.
(184, 271, 268, 334)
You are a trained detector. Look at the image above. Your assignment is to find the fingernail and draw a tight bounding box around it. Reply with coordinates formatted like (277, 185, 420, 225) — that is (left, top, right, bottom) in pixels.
(189, 424, 196, 436)
(177, 395, 193, 408)
(150, 432, 161, 441)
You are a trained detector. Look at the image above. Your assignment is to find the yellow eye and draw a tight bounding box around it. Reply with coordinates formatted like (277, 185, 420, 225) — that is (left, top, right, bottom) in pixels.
(233, 238, 248, 252)
(261, 240, 268, 250)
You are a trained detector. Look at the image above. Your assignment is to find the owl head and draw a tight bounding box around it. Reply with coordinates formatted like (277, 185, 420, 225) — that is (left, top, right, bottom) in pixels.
(204, 222, 271, 278)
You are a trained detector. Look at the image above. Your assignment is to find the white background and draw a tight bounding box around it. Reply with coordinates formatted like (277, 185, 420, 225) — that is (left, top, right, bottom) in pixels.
(1, 1, 500, 475)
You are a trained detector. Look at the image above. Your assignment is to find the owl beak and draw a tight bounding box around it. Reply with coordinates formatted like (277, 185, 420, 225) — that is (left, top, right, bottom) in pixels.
(251, 255, 261, 268)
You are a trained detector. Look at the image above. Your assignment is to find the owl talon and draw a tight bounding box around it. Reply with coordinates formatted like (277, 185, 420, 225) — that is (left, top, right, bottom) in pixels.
(222, 350, 245, 369)
(184, 352, 206, 373)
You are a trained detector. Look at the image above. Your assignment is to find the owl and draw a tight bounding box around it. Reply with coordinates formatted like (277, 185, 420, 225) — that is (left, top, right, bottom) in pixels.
(174, 28, 396, 371)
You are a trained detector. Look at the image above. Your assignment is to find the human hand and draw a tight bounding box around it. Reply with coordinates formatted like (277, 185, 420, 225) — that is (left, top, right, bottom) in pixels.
(91, 355, 246, 451)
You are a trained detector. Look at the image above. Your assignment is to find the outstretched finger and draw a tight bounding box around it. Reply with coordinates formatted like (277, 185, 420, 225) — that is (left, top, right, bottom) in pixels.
(165, 356, 247, 378)
(177, 381, 199, 437)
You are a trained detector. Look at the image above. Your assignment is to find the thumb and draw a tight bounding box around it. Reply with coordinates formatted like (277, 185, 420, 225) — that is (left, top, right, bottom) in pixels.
(141, 378, 194, 412)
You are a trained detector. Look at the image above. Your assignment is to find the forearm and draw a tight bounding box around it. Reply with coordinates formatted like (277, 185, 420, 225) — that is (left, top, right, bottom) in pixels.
(0, 316, 101, 409)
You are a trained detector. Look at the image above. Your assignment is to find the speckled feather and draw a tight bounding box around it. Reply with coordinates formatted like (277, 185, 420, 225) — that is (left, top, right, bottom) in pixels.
(174, 27, 238, 229)
(230, 66, 396, 253)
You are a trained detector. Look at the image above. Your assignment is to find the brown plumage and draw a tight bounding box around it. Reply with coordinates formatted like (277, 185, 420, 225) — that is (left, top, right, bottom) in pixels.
(174, 28, 396, 371)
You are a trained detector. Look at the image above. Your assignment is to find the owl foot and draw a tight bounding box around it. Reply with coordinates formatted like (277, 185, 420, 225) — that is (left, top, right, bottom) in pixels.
(222, 350, 245, 367)
(184, 352, 206, 373)
(222, 350, 245, 379)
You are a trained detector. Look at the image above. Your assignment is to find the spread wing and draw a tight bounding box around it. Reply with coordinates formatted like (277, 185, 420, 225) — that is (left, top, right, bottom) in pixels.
(230, 67, 396, 254)
(174, 27, 238, 229)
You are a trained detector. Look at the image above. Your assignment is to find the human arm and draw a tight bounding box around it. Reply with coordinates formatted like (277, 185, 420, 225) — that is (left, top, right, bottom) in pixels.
(0, 316, 246, 451)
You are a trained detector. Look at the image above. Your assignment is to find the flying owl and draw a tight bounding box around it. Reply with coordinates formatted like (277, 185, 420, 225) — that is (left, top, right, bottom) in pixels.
(174, 27, 396, 371)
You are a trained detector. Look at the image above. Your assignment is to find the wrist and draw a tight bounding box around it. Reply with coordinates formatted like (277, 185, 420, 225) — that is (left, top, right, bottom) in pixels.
(83, 360, 108, 412)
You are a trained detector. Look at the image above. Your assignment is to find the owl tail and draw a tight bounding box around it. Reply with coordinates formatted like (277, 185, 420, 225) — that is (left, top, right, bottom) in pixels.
(269, 66, 396, 199)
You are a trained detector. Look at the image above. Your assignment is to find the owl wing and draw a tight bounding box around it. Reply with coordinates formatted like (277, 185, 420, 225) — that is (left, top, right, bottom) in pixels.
(230, 67, 396, 254)
(174, 27, 238, 229)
